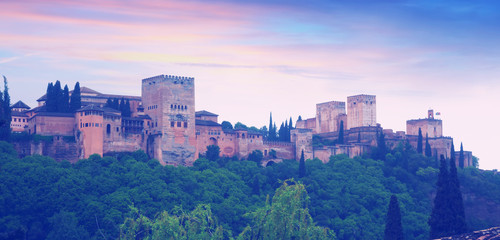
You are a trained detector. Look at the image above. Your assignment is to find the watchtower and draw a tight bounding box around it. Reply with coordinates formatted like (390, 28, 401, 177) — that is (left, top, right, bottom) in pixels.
(347, 94, 376, 129)
(315, 101, 346, 134)
(142, 75, 196, 166)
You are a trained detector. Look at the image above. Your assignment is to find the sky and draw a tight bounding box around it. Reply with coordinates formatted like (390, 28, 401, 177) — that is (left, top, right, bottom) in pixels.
(1, 0, 499, 170)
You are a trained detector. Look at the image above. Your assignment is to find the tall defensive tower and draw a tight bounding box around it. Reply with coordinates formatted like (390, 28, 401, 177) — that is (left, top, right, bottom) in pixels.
(142, 75, 196, 166)
(315, 101, 346, 134)
(347, 94, 376, 129)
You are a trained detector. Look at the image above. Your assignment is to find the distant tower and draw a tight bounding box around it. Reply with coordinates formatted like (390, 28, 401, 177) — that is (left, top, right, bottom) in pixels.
(315, 101, 346, 134)
(142, 75, 196, 166)
(76, 105, 104, 159)
(406, 110, 442, 138)
(347, 94, 376, 129)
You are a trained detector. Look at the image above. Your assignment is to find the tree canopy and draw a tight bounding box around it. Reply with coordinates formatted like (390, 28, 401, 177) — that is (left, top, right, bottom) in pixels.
(0, 140, 498, 239)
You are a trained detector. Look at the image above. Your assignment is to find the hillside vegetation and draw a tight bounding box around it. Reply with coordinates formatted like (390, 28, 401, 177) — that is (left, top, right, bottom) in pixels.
(0, 141, 499, 239)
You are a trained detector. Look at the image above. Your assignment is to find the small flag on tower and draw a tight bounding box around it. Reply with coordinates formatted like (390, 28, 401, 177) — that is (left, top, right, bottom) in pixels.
(436, 112, 441, 116)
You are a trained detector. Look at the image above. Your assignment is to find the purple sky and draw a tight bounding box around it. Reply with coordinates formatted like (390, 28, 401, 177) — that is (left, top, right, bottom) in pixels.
(1, 0, 499, 169)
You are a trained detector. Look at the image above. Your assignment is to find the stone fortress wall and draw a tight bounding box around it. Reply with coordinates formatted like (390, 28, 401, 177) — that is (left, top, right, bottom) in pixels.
(11, 75, 473, 167)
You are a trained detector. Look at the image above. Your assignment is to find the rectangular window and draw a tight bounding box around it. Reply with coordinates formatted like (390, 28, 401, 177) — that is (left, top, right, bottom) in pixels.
(177, 122, 181, 127)
(23, 119, 25, 122)
(171, 121, 175, 127)
(184, 122, 188, 128)
(85, 123, 89, 127)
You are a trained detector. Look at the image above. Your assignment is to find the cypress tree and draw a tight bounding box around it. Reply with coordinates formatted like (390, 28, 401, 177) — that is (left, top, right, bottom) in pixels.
(53, 80, 63, 112)
(112, 98, 120, 110)
(288, 117, 293, 141)
(46, 82, 55, 112)
(62, 85, 70, 112)
(376, 130, 387, 160)
(0, 82, 4, 138)
(425, 134, 432, 157)
(338, 120, 344, 144)
(0, 76, 11, 141)
(273, 123, 277, 141)
(278, 122, 285, 141)
(417, 128, 423, 154)
(384, 195, 404, 240)
(450, 142, 456, 167)
(429, 155, 451, 239)
(268, 112, 274, 140)
(448, 154, 467, 235)
(283, 121, 290, 142)
(298, 150, 306, 178)
(119, 97, 125, 114)
(106, 98, 113, 108)
(69, 82, 81, 112)
(252, 176, 260, 195)
(123, 99, 131, 117)
(459, 143, 465, 168)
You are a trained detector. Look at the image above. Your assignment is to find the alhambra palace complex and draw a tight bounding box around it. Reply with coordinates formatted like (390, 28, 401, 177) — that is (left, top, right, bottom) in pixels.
(10, 74, 473, 166)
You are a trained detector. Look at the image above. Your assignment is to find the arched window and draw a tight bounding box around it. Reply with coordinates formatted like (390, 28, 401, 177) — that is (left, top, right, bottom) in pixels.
(106, 124, 111, 135)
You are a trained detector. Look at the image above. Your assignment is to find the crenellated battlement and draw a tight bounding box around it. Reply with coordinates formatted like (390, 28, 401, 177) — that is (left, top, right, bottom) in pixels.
(317, 101, 345, 108)
(142, 74, 194, 86)
(347, 94, 376, 103)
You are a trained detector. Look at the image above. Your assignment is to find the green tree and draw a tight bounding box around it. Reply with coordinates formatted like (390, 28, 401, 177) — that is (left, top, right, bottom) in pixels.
(206, 145, 220, 162)
(252, 176, 260, 195)
(221, 121, 233, 130)
(238, 179, 335, 240)
(384, 195, 404, 240)
(338, 120, 344, 144)
(235, 122, 248, 130)
(285, 121, 290, 141)
(46, 82, 56, 112)
(459, 143, 464, 168)
(448, 155, 467, 235)
(53, 80, 64, 112)
(62, 84, 70, 112)
(425, 134, 432, 157)
(299, 150, 306, 178)
(259, 126, 268, 139)
(429, 155, 451, 239)
(106, 98, 113, 108)
(268, 113, 276, 141)
(278, 122, 285, 141)
(122, 99, 131, 117)
(248, 150, 263, 164)
(374, 130, 387, 160)
(417, 128, 423, 154)
(121, 205, 226, 240)
(472, 156, 479, 168)
(46, 211, 90, 240)
(69, 82, 81, 112)
(450, 142, 456, 167)
(0, 77, 11, 141)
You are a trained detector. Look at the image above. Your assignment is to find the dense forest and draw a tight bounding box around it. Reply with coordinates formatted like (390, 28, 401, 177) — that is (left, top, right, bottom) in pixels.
(1, 140, 500, 239)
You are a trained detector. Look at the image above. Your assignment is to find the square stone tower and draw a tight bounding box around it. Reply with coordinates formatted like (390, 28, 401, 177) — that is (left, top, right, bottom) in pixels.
(347, 94, 376, 129)
(142, 75, 196, 166)
(315, 101, 346, 134)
